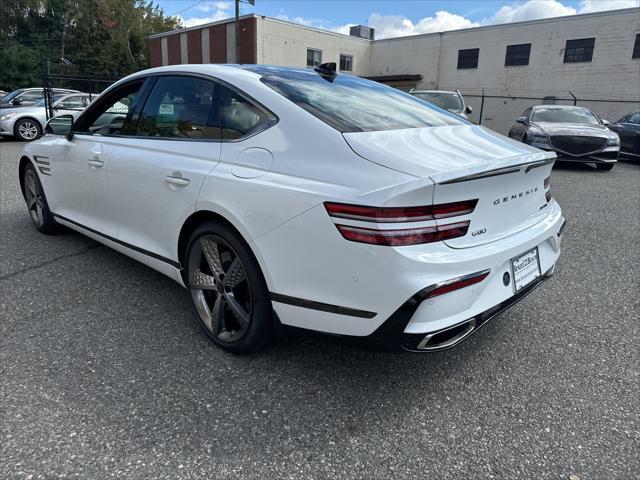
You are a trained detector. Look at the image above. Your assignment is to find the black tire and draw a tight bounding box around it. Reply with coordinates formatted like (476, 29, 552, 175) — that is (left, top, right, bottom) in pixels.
(185, 221, 273, 353)
(22, 163, 58, 234)
(14, 118, 42, 142)
(596, 162, 615, 171)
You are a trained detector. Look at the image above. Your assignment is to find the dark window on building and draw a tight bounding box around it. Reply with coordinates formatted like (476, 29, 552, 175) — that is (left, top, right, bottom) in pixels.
(306, 48, 322, 67)
(563, 38, 595, 63)
(505, 43, 531, 66)
(457, 48, 479, 69)
(339, 54, 353, 72)
(633, 34, 640, 59)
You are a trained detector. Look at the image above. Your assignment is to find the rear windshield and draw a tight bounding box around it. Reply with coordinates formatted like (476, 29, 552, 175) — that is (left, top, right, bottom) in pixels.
(411, 92, 463, 111)
(259, 70, 467, 133)
(532, 107, 599, 125)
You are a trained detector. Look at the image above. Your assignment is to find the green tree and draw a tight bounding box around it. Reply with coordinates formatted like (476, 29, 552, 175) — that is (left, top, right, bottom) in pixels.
(0, 0, 181, 91)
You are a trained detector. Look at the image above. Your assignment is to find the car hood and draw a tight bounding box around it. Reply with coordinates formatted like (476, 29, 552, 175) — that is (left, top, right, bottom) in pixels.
(533, 122, 609, 137)
(342, 124, 554, 180)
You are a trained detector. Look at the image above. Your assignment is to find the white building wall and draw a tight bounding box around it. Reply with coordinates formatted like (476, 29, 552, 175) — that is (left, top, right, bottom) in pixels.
(371, 8, 640, 98)
(256, 17, 371, 75)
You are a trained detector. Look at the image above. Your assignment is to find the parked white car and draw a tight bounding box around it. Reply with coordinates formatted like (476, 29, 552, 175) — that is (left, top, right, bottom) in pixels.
(19, 64, 565, 353)
(0, 93, 91, 141)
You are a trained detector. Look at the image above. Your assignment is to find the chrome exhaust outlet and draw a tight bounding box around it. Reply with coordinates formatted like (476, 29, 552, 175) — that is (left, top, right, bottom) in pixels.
(416, 318, 477, 351)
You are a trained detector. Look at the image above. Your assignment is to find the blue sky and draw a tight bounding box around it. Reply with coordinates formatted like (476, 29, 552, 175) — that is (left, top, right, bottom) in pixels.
(156, 0, 639, 38)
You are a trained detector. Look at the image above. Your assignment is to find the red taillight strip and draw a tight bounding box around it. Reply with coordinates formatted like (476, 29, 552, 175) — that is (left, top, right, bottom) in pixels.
(335, 221, 470, 246)
(425, 270, 491, 299)
(324, 200, 478, 223)
(544, 176, 551, 202)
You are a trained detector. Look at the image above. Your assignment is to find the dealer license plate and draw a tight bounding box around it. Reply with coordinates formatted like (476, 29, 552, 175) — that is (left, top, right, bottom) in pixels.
(511, 247, 541, 292)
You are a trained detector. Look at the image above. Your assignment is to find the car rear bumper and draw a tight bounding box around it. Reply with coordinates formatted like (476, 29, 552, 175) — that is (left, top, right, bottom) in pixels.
(256, 199, 564, 350)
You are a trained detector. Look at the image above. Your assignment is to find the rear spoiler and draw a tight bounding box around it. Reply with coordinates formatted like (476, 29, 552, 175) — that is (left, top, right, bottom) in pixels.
(433, 155, 556, 185)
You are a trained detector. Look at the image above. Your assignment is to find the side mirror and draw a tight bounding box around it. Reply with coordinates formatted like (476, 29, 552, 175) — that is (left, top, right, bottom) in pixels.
(12, 99, 22, 105)
(600, 119, 610, 126)
(516, 116, 527, 124)
(465, 105, 473, 114)
(45, 114, 74, 139)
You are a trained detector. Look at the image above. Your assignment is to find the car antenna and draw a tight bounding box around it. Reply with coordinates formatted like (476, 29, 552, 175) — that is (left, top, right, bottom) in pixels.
(314, 62, 337, 82)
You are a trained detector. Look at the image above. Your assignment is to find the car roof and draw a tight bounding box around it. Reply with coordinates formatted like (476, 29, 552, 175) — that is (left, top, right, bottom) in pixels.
(533, 105, 590, 110)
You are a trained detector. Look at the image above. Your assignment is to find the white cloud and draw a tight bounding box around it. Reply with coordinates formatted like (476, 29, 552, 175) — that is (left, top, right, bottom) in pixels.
(179, 10, 229, 28)
(485, 1, 576, 24)
(196, 1, 231, 13)
(364, 11, 479, 39)
(579, 0, 639, 13)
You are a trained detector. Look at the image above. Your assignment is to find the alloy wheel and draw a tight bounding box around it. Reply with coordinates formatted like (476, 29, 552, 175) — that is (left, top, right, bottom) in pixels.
(18, 121, 39, 140)
(189, 235, 252, 342)
(24, 169, 45, 228)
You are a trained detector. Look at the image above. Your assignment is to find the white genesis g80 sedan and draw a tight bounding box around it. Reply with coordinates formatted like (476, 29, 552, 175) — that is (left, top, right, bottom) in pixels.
(19, 64, 565, 353)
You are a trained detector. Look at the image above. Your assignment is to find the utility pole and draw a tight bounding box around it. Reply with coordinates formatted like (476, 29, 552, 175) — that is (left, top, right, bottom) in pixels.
(234, 0, 255, 64)
(234, 0, 240, 63)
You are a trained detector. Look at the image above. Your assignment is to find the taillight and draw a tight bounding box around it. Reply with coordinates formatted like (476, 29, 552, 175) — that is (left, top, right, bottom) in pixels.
(325, 199, 477, 246)
(324, 199, 478, 222)
(544, 176, 552, 202)
(335, 221, 470, 246)
(426, 270, 490, 299)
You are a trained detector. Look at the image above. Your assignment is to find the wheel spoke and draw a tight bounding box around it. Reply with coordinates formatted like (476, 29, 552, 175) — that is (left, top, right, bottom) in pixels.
(200, 238, 225, 279)
(27, 195, 37, 209)
(190, 269, 217, 290)
(211, 294, 226, 335)
(225, 257, 246, 289)
(225, 293, 249, 328)
(26, 177, 36, 197)
(35, 203, 44, 225)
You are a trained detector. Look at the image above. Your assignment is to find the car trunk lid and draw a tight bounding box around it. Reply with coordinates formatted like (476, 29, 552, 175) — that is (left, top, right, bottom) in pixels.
(343, 124, 556, 248)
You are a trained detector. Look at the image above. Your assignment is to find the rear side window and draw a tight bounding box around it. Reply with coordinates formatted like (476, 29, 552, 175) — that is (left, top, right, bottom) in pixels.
(137, 76, 220, 140)
(219, 85, 274, 140)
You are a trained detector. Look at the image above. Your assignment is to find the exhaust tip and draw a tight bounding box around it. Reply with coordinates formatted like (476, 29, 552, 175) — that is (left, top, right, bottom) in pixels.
(416, 318, 477, 351)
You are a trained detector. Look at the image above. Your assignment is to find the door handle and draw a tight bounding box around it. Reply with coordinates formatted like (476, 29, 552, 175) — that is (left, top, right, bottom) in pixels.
(88, 159, 104, 167)
(164, 175, 190, 187)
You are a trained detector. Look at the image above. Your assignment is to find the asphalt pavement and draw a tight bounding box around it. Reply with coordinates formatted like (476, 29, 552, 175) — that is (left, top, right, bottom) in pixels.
(1, 138, 639, 479)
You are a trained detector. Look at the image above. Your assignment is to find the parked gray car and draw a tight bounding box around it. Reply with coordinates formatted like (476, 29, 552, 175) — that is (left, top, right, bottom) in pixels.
(0, 93, 90, 141)
(508, 105, 620, 171)
(0, 87, 79, 109)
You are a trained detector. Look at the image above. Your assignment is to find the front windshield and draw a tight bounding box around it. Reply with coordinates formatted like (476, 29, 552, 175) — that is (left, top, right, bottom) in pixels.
(411, 92, 463, 111)
(255, 68, 467, 132)
(1, 89, 24, 102)
(532, 107, 600, 125)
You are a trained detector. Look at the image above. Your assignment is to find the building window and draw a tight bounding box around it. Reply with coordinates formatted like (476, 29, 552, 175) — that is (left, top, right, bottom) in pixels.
(563, 38, 595, 63)
(457, 48, 479, 69)
(633, 34, 640, 59)
(306, 48, 322, 67)
(339, 54, 353, 72)
(505, 43, 531, 66)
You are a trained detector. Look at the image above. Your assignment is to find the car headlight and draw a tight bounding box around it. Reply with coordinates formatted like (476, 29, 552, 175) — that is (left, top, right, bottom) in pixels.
(527, 125, 548, 143)
(0, 112, 17, 121)
(607, 135, 620, 146)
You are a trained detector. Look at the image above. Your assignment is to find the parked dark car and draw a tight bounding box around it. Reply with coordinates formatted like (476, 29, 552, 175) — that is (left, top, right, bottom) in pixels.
(0, 88, 79, 109)
(508, 105, 620, 171)
(610, 111, 640, 160)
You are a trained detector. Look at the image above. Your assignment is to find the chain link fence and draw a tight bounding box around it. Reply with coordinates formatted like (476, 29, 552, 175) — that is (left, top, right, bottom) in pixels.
(43, 74, 120, 121)
(461, 91, 640, 135)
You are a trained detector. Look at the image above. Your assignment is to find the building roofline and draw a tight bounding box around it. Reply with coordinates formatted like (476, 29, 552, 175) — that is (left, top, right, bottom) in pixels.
(372, 7, 640, 43)
(259, 15, 370, 43)
(148, 13, 256, 39)
(148, 7, 639, 42)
